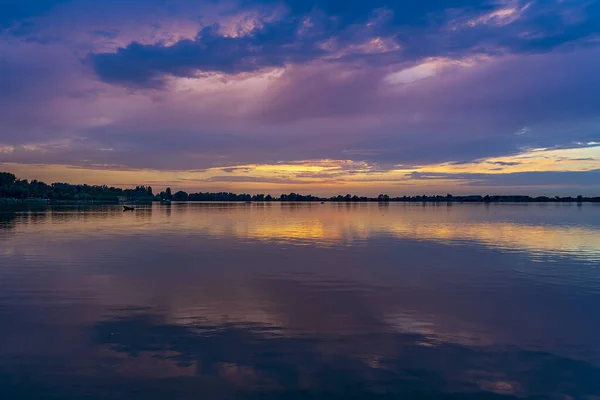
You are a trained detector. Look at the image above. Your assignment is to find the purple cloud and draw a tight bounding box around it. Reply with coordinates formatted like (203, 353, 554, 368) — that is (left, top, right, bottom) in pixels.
(85, 0, 600, 88)
(1, 0, 600, 192)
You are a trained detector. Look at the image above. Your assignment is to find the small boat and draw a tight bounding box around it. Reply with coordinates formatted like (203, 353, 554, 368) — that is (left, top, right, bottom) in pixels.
(321, 202, 325, 204)
(123, 205, 135, 211)
(245, 201, 252, 204)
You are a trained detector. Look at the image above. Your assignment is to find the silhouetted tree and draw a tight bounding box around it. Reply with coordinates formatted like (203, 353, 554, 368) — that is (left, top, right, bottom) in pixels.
(0, 172, 17, 186)
(173, 191, 189, 201)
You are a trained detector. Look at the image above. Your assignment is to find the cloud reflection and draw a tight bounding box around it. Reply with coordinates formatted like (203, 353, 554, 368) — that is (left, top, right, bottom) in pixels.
(5, 203, 600, 260)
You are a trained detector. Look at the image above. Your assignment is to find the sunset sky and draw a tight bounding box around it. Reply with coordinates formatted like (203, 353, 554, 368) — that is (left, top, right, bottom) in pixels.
(1, 0, 599, 195)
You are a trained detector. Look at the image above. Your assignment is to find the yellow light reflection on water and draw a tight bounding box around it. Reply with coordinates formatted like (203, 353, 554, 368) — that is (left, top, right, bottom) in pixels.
(4, 203, 600, 260)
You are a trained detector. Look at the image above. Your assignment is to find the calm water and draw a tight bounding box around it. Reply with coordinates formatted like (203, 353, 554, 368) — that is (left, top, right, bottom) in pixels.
(1, 202, 600, 399)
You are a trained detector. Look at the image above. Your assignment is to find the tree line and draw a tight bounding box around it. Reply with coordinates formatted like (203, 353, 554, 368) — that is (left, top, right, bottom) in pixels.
(169, 191, 600, 203)
(0, 172, 154, 201)
(2, 172, 599, 203)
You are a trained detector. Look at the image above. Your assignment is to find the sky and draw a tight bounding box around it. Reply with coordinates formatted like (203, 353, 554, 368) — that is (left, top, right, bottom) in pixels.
(0, 0, 599, 196)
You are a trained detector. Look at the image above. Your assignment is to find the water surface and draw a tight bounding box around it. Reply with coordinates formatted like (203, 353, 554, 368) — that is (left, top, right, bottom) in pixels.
(1, 202, 599, 399)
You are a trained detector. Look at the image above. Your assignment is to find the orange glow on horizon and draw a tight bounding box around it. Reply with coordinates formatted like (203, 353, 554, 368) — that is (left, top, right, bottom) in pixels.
(1, 144, 599, 196)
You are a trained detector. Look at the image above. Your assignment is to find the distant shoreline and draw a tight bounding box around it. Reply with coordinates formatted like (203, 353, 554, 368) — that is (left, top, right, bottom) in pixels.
(2, 172, 599, 204)
(2, 197, 600, 204)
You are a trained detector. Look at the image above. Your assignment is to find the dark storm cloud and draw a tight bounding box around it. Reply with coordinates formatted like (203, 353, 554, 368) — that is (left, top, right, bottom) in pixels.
(87, 0, 600, 87)
(245, 0, 491, 26)
(89, 22, 327, 88)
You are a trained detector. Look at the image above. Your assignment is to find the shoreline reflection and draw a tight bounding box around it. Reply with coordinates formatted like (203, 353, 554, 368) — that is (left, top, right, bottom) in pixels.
(3, 203, 599, 260)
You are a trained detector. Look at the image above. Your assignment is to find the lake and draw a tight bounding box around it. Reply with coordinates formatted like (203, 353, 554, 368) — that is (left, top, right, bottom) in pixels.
(1, 202, 599, 399)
